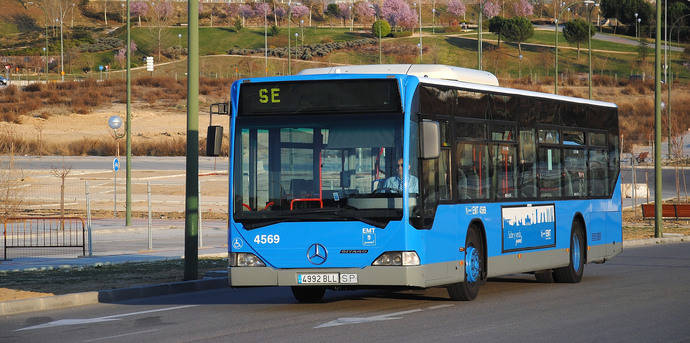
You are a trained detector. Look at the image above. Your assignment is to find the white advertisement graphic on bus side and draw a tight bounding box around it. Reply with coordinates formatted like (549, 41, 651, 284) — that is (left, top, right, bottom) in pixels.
(501, 204, 556, 252)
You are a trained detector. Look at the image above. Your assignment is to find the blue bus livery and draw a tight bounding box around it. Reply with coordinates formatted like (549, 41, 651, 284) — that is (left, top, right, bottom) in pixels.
(218, 64, 622, 302)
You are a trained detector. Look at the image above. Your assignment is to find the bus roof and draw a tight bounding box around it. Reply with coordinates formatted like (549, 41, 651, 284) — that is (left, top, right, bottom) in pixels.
(298, 64, 500, 87)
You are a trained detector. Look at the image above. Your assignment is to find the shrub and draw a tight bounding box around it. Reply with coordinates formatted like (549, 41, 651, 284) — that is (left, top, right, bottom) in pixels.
(372, 19, 391, 38)
(23, 83, 42, 92)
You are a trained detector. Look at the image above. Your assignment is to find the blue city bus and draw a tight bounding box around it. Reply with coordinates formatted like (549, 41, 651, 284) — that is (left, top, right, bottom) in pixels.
(219, 64, 622, 302)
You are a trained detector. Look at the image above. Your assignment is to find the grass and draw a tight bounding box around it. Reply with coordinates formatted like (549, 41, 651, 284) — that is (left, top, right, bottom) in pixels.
(0, 258, 227, 301)
(123, 26, 366, 57)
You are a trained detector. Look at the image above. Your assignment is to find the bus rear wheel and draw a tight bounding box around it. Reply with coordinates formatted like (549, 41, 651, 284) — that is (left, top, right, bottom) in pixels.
(291, 286, 326, 303)
(553, 222, 585, 283)
(447, 227, 483, 301)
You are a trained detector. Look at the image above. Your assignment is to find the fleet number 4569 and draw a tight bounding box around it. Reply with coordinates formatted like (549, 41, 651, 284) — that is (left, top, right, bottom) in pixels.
(254, 234, 280, 244)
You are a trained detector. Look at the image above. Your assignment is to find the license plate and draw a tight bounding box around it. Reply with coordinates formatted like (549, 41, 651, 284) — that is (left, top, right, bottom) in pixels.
(297, 273, 358, 284)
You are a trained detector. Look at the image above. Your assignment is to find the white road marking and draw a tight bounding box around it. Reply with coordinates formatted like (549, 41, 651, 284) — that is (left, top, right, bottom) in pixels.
(83, 328, 161, 342)
(315, 309, 423, 328)
(16, 305, 197, 331)
(427, 304, 454, 310)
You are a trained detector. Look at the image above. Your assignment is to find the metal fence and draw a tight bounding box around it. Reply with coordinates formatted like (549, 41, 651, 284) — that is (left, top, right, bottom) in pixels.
(2, 216, 86, 260)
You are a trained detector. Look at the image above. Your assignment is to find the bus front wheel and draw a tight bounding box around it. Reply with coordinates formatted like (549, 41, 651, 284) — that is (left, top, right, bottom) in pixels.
(553, 222, 585, 283)
(291, 286, 326, 303)
(447, 227, 484, 301)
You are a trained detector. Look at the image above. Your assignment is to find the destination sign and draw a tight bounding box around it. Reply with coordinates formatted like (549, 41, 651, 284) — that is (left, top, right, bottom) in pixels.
(238, 79, 401, 115)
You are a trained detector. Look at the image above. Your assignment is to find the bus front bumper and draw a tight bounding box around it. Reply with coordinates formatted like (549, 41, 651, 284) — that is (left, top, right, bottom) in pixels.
(229, 261, 463, 288)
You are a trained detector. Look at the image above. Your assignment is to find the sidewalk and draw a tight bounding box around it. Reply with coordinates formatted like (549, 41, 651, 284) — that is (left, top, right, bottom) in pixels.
(1, 218, 229, 272)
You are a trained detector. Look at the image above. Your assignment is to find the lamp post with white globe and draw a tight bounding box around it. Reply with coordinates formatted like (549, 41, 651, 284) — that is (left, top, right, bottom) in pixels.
(108, 115, 124, 218)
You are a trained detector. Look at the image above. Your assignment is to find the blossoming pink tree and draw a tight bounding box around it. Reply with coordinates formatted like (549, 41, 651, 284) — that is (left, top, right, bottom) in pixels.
(446, 0, 466, 25)
(354, 1, 376, 24)
(381, 0, 418, 31)
(130, 1, 148, 27)
(482, 0, 500, 18)
(513, 0, 533, 17)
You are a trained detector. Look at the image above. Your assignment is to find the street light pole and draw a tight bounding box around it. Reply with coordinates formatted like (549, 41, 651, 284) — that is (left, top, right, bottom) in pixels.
(125, 0, 132, 226)
(288, 1, 291, 75)
(584, 0, 598, 100)
(653, 0, 663, 238)
(185, 0, 200, 280)
(478, 0, 482, 70)
(301, 19, 304, 47)
(667, 14, 690, 158)
(554, 1, 577, 95)
(264, 0, 268, 76)
(634, 12, 638, 40)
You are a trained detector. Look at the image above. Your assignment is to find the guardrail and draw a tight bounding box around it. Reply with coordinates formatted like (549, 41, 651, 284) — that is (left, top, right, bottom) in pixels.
(2, 216, 86, 260)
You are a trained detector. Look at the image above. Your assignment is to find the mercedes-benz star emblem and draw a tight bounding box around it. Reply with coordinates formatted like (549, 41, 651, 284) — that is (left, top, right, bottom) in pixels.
(307, 243, 327, 265)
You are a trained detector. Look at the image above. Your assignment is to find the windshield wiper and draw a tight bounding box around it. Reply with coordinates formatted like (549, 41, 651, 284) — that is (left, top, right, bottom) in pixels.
(237, 209, 391, 229)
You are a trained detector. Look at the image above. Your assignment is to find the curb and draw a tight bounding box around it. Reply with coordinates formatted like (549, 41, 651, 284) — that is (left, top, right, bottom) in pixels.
(623, 235, 689, 248)
(0, 277, 228, 317)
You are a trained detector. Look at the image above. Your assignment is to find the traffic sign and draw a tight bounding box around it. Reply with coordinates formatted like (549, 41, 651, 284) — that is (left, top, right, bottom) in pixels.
(146, 57, 154, 72)
(113, 158, 120, 172)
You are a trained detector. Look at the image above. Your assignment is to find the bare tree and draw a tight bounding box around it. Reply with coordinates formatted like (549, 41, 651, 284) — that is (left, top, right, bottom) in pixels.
(50, 161, 72, 229)
(36, 0, 76, 80)
(0, 128, 25, 220)
(146, 0, 174, 61)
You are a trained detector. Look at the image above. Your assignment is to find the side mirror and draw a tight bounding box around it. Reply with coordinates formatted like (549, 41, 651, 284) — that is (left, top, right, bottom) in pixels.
(420, 120, 440, 159)
(206, 102, 230, 157)
(206, 126, 223, 157)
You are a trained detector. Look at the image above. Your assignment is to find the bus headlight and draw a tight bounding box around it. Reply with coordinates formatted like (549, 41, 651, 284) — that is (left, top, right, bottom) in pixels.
(372, 251, 420, 266)
(230, 252, 266, 267)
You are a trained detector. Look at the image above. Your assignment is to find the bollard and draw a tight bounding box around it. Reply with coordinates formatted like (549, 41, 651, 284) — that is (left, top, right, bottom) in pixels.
(85, 181, 93, 256)
(198, 179, 203, 248)
(646, 171, 650, 204)
(632, 160, 637, 213)
(147, 181, 152, 250)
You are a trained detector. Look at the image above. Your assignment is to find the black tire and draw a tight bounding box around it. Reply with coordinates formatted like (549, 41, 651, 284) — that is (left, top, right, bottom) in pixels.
(553, 221, 585, 283)
(447, 227, 484, 301)
(291, 286, 326, 303)
(534, 270, 555, 283)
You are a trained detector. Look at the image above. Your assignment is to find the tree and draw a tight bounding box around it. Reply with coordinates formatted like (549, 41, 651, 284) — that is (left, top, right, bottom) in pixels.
(482, 0, 500, 18)
(381, 0, 418, 31)
(130, 1, 148, 27)
(253, 3, 272, 27)
(354, 1, 376, 24)
(239, 4, 253, 26)
(326, 3, 339, 26)
(146, 0, 173, 61)
(291, 4, 310, 21)
(50, 162, 72, 230)
(447, 0, 466, 23)
(513, 0, 533, 17)
(488, 16, 506, 47)
(600, 0, 652, 34)
(502, 16, 533, 55)
(337, 3, 351, 27)
(372, 19, 391, 37)
(563, 18, 592, 59)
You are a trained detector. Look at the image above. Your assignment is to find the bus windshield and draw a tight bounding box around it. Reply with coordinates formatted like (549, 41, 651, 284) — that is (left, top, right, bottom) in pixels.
(233, 114, 408, 229)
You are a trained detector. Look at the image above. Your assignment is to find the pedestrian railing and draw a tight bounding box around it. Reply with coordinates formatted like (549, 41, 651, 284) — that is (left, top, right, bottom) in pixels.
(2, 216, 86, 260)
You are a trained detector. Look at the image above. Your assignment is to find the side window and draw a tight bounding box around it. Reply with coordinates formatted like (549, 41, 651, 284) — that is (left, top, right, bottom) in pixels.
(564, 148, 587, 197)
(492, 144, 517, 199)
(589, 149, 609, 196)
(456, 142, 490, 200)
(439, 121, 452, 200)
(538, 147, 562, 199)
(518, 129, 537, 198)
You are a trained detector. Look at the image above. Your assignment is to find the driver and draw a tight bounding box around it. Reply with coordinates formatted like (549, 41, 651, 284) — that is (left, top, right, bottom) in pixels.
(382, 158, 418, 193)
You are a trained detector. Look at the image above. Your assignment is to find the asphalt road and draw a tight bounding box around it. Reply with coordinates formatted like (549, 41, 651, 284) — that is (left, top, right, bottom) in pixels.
(2, 243, 688, 342)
